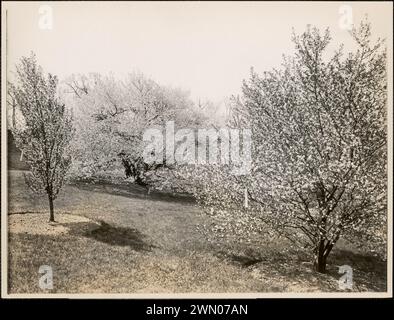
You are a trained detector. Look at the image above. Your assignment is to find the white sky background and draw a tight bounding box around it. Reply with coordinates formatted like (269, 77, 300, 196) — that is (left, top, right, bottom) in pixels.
(3, 1, 393, 110)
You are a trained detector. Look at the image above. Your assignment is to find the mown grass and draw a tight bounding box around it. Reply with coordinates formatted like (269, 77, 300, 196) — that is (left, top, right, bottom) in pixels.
(7, 170, 387, 293)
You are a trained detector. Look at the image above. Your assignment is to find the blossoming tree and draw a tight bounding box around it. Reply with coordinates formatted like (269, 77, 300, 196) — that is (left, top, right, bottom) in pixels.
(10, 53, 74, 222)
(187, 22, 387, 273)
(64, 72, 207, 186)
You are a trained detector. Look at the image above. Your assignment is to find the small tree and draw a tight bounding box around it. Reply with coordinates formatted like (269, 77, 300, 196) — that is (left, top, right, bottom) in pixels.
(10, 53, 73, 222)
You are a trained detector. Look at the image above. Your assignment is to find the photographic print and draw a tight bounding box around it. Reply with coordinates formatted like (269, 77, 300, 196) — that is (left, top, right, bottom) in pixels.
(1, 1, 392, 298)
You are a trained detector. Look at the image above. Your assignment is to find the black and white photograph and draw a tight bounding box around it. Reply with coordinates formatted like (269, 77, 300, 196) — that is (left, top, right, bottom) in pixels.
(1, 1, 392, 298)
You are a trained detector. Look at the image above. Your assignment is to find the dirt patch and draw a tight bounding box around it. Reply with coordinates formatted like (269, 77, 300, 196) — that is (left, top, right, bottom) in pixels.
(8, 213, 98, 236)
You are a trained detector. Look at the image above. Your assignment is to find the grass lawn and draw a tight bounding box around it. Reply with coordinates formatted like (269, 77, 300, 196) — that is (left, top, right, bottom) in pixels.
(7, 170, 387, 293)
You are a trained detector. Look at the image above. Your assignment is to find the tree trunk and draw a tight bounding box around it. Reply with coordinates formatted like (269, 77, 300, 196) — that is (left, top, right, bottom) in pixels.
(48, 194, 55, 222)
(135, 174, 147, 186)
(120, 155, 148, 186)
(12, 102, 16, 128)
(121, 158, 133, 178)
(314, 254, 327, 273)
(313, 239, 327, 273)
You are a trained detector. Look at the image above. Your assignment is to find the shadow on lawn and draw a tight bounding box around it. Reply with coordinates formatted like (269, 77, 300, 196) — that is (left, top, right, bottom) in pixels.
(83, 221, 155, 252)
(71, 178, 196, 205)
(216, 245, 387, 292)
(331, 249, 386, 272)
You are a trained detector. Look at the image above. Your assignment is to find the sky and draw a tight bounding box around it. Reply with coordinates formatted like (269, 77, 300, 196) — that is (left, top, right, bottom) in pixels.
(3, 1, 393, 105)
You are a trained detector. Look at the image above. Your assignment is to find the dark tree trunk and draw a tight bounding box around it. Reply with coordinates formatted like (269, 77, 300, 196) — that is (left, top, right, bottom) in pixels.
(12, 102, 16, 128)
(48, 194, 55, 222)
(135, 175, 147, 186)
(120, 156, 148, 186)
(121, 157, 133, 178)
(313, 239, 327, 273)
(314, 254, 327, 273)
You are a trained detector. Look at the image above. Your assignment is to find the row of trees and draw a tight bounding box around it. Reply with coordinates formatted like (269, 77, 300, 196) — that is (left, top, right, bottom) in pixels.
(9, 55, 215, 220)
(9, 21, 387, 273)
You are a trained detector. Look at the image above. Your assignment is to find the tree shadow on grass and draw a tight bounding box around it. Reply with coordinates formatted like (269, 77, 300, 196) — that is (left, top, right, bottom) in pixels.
(215, 246, 301, 269)
(71, 178, 196, 205)
(330, 249, 386, 272)
(82, 221, 155, 252)
(225, 253, 263, 268)
(215, 246, 387, 292)
(209, 234, 387, 292)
